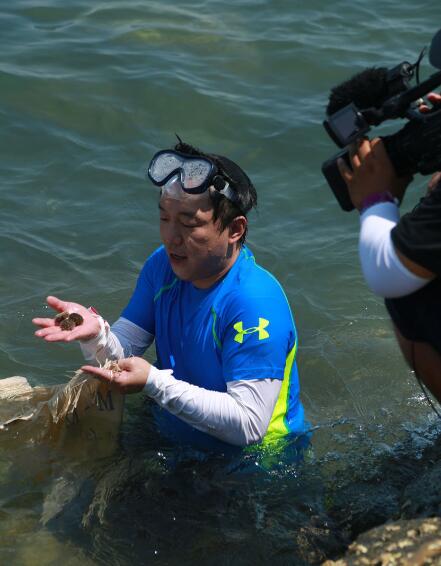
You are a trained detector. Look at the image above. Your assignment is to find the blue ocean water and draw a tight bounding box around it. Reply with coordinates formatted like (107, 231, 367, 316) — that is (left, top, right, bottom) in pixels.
(1, 1, 441, 563)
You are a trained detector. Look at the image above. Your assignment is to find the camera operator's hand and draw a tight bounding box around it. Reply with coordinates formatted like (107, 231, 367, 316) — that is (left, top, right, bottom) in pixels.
(338, 138, 413, 211)
(427, 171, 441, 194)
(419, 92, 441, 113)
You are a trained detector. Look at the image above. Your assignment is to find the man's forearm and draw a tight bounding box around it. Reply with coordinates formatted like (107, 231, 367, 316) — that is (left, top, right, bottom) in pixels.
(80, 316, 154, 365)
(144, 367, 282, 446)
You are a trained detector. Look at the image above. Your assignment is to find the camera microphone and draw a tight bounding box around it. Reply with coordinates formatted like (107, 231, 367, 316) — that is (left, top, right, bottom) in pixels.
(326, 68, 390, 115)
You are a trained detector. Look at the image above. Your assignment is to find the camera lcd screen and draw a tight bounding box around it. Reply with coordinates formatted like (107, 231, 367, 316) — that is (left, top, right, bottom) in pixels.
(327, 104, 362, 146)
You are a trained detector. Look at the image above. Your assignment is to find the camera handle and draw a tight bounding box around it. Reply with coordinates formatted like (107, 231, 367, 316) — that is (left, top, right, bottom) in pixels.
(321, 150, 354, 212)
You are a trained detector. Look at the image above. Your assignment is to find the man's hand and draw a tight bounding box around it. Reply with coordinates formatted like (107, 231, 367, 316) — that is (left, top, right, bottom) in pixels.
(81, 357, 151, 394)
(338, 138, 413, 211)
(33, 296, 101, 343)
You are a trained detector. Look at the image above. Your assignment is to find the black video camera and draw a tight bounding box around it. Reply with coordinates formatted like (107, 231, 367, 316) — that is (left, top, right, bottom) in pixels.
(322, 28, 441, 211)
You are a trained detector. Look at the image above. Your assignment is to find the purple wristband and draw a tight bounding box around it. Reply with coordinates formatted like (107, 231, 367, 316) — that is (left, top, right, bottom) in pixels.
(360, 191, 399, 214)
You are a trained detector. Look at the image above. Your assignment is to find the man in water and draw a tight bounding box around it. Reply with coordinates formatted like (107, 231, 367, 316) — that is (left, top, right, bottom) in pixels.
(33, 140, 305, 449)
(338, 93, 441, 402)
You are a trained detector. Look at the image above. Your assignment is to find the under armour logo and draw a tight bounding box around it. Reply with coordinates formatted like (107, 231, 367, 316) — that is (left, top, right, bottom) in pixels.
(233, 318, 270, 344)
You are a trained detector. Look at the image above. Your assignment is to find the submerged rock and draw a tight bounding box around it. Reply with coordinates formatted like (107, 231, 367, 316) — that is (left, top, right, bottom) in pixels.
(318, 424, 441, 565)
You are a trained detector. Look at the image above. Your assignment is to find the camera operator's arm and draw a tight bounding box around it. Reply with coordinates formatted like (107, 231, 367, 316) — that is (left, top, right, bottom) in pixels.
(338, 138, 434, 298)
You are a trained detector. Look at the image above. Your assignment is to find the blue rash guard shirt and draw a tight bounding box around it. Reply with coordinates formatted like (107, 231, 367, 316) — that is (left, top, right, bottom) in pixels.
(121, 245, 305, 449)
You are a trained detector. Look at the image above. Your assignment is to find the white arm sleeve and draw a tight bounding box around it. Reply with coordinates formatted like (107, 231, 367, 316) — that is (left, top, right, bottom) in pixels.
(359, 202, 431, 298)
(80, 316, 154, 365)
(144, 366, 282, 446)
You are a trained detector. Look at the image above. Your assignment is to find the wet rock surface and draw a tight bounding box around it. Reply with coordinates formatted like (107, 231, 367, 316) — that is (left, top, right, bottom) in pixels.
(323, 517, 441, 566)
(319, 426, 441, 565)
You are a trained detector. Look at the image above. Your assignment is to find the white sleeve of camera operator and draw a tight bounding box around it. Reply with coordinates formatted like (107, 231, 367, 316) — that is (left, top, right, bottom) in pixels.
(359, 202, 430, 298)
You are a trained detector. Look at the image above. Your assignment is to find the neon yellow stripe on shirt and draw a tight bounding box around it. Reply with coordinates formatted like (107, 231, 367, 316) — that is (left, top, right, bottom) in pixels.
(264, 340, 297, 439)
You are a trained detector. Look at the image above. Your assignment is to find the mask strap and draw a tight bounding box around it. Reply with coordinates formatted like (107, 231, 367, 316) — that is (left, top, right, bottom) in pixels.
(217, 182, 237, 203)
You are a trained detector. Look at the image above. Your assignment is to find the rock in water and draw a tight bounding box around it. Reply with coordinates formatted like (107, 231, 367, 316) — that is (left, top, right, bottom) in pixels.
(323, 517, 441, 566)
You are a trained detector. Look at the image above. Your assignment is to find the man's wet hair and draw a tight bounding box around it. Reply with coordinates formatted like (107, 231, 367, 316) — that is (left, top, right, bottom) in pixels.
(174, 138, 257, 245)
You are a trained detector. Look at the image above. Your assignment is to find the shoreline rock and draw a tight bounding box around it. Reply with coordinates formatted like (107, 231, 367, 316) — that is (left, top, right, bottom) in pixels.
(323, 517, 441, 566)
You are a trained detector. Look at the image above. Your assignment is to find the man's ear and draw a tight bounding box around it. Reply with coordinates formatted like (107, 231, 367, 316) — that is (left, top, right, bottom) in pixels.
(228, 216, 247, 244)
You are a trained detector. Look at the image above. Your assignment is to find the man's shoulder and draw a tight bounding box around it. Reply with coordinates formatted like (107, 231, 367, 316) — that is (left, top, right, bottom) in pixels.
(216, 249, 296, 349)
(235, 247, 288, 297)
(218, 247, 292, 319)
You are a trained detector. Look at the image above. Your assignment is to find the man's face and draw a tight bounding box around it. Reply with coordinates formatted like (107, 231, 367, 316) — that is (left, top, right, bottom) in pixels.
(159, 194, 233, 288)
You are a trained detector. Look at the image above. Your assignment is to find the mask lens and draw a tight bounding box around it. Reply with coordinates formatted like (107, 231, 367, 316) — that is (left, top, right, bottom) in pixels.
(181, 159, 213, 190)
(149, 153, 183, 184)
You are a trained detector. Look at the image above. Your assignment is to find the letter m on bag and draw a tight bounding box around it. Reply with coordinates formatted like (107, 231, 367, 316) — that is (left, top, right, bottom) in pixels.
(96, 390, 115, 411)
